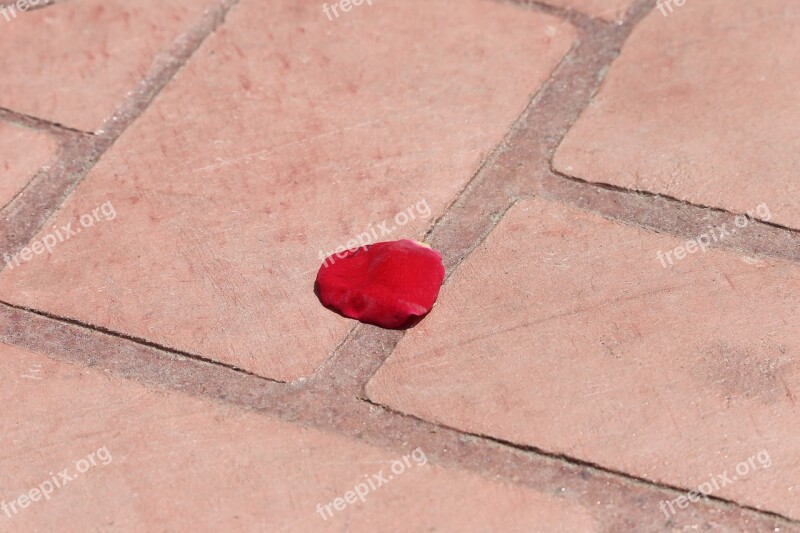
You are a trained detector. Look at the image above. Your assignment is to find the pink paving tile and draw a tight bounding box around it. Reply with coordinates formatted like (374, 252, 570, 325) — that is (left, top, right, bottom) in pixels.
(554, 0, 800, 228)
(366, 198, 800, 520)
(542, 0, 632, 20)
(0, 0, 576, 381)
(0, 342, 595, 531)
(0, 122, 58, 209)
(0, 0, 208, 132)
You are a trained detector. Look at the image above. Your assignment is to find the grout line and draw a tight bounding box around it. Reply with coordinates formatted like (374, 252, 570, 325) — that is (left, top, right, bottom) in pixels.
(307, 0, 654, 399)
(92, 0, 239, 140)
(290, 0, 616, 395)
(552, 167, 800, 234)
(540, 168, 800, 264)
(0, 0, 238, 271)
(1, 299, 793, 531)
(285, 383, 796, 532)
(0, 134, 98, 266)
(472, 426, 800, 527)
(357, 396, 800, 528)
(503, 0, 611, 27)
(302, 196, 522, 396)
(0, 300, 286, 384)
(0, 304, 289, 410)
(534, 0, 800, 263)
(0, 134, 80, 213)
(0, 0, 794, 528)
(0, 107, 92, 137)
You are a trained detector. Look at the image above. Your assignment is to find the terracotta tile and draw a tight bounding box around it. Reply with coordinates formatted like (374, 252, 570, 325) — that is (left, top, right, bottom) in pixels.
(542, 0, 632, 20)
(0, 342, 595, 531)
(554, 0, 800, 228)
(0, 0, 207, 132)
(0, 0, 576, 381)
(0, 122, 58, 209)
(367, 198, 800, 520)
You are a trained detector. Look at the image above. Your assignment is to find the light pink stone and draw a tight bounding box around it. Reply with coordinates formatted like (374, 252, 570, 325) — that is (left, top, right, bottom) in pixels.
(0, 0, 206, 131)
(367, 198, 800, 520)
(0, 122, 58, 209)
(554, 0, 800, 228)
(0, 0, 575, 381)
(0, 343, 595, 531)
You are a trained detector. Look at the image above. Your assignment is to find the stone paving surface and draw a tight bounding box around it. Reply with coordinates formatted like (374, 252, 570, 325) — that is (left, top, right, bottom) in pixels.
(0, 0, 574, 382)
(1, 0, 798, 531)
(0, 123, 57, 209)
(554, 0, 800, 228)
(367, 197, 800, 520)
(0, 0, 204, 132)
(1, 343, 594, 531)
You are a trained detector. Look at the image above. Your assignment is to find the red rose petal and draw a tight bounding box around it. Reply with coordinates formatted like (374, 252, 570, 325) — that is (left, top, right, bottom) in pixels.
(315, 239, 445, 329)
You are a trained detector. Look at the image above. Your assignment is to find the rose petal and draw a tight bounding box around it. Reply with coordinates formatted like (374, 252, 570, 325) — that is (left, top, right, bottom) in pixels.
(315, 239, 445, 329)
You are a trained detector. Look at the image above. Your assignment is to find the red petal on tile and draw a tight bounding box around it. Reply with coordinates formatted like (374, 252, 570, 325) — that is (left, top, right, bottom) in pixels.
(315, 240, 445, 329)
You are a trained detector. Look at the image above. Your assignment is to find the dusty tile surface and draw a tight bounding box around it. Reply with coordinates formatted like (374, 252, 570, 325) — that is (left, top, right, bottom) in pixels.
(0, 0, 576, 381)
(0, 122, 58, 209)
(3, 0, 798, 527)
(0, 0, 205, 132)
(0, 343, 595, 531)
(554, 0, 800, 228)
(367, 198, 800, 520)
(543, 0, 632, 20)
